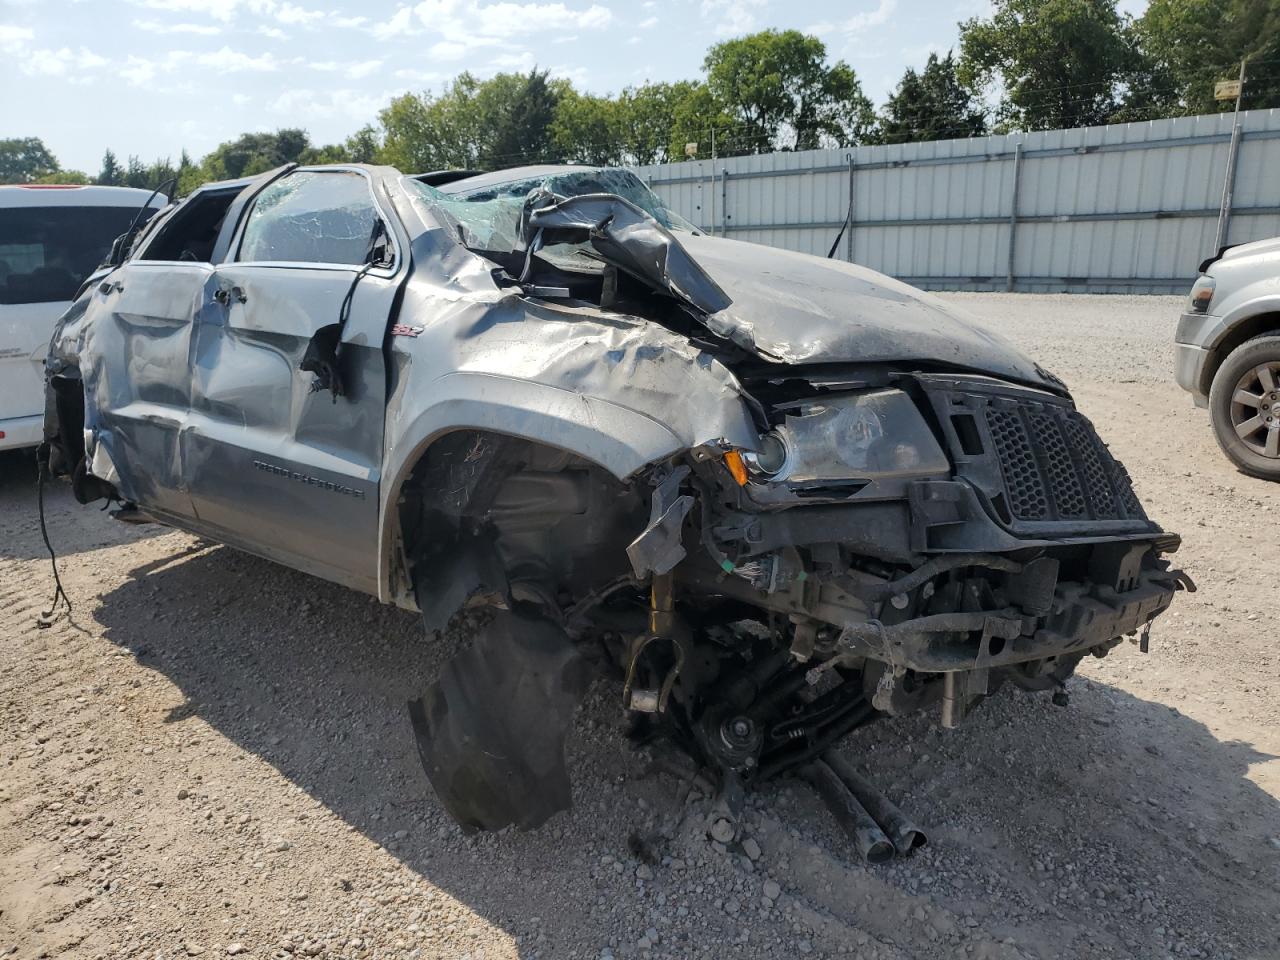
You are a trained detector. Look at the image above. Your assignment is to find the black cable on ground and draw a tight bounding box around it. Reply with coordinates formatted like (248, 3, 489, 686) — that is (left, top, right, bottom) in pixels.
(35, 442, 72, 628)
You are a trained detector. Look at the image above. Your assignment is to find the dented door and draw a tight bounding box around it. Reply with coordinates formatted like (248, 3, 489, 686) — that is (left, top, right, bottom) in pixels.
(85, 261, 214, 518)
(183, 170, 400, 593)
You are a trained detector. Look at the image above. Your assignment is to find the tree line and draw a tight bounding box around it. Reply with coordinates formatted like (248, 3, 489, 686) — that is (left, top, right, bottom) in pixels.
(2, 0, 1274, 189)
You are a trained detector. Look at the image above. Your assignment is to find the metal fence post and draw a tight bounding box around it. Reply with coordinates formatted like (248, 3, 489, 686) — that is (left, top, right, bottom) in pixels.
(721, 167, 729, 235)
(1005, 142, 1023, 292)
(846, 152, 855, 263)
(1214, 122, 1244, 254)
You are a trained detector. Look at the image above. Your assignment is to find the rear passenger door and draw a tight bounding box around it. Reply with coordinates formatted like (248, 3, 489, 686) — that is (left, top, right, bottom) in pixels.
(85, 252, 214, 519)
(185, 169, 403, 593)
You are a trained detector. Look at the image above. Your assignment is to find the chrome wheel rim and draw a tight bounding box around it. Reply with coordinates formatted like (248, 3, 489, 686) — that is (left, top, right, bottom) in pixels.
(1229, 361, 1280, 458)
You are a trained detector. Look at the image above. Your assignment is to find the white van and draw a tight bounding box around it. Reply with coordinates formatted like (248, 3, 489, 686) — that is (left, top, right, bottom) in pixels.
(1, 184, 164, 451)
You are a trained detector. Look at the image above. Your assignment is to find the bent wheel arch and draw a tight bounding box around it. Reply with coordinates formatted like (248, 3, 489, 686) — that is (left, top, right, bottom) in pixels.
(376, 383, 679, 608)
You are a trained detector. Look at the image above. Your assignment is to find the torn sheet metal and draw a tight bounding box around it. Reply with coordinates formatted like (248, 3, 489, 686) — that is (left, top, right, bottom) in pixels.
(524, 193, 732, 316)
(515, 192, 1055, 389)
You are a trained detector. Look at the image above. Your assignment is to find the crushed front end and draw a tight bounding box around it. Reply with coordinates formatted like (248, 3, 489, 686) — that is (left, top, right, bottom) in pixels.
(406, 364, 1188, 842)
(398, 178, 1189, 845)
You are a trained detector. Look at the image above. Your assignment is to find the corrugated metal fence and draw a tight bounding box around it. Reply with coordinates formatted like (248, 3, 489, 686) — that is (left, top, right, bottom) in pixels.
(633, 109, 1280, 294)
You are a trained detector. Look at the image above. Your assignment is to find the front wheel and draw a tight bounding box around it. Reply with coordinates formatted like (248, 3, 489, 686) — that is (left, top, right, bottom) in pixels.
(1208, 334, 1280, 481)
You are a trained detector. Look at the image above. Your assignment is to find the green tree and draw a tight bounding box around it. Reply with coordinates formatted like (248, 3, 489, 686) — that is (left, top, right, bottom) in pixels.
(123, 155, 148, 189)
(877, 52, 988, 144)
(380, 76, 486, 172)
(551, 81, 720, 165)
(200, 129, 313, 181)
(621, 81, 727, 164)
(488, 69, 560, 166)
(178, 148, 207, 196)
(552, 89, 624, 165)
(380, 71, 568, 172)
(1133, 0, 1280, 115)
(36, 169, 90, 184)
(344, 124, 382, 163)
(0, 137, 60, 184)
(97, 149, 123, 186)
(299, 142, 352, 165)
(958, 0, 1132, 130)
(702, 29, 875, 153)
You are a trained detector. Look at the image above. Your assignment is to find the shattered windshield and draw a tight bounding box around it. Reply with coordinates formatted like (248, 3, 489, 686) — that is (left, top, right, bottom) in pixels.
(406, 167, 694, 256)
(239, 170, 377, 264)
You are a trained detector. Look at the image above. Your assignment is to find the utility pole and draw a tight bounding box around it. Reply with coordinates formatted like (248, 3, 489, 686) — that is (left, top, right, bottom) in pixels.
(1213, 57, 1248, 254)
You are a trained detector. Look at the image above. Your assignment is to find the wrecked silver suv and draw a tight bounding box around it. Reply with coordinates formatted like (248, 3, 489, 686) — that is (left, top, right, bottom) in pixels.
(44, 163, 1189, 849)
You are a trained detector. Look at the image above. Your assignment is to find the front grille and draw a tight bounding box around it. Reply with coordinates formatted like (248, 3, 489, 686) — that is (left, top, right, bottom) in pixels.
(984, 404, 1142, 523)
(919, 375, 1149, 533)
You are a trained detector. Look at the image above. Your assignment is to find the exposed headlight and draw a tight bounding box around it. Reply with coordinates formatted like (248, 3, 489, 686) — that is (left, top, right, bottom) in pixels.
(1189, 275, 1216, 314)
(742, 389, 949, 484)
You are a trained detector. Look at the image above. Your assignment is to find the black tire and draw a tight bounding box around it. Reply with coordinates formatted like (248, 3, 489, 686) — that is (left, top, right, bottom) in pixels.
(1208, 334, 1280, 481)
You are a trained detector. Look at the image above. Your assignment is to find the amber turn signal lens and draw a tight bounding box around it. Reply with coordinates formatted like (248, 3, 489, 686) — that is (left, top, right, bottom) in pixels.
(723, 450, 749, 486)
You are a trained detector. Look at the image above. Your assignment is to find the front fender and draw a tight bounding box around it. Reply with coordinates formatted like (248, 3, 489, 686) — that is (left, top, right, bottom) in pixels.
(376, 301, 760, 605)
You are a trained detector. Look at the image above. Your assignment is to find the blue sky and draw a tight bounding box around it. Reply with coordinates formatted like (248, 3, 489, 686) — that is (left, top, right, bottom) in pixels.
(1, 0, 1148, 174)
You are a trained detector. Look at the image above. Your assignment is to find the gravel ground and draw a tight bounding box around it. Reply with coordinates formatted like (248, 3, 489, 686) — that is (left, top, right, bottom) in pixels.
(2, 293, 1278, 960)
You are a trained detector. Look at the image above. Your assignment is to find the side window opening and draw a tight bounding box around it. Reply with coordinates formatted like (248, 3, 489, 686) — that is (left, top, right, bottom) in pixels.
(237, 171, 380, 266)
(139, 187, 241, 263)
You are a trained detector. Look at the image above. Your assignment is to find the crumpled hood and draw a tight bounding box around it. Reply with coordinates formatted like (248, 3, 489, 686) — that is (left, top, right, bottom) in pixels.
(678, 234, 1054, 388)
(522, 193, 1057, 391)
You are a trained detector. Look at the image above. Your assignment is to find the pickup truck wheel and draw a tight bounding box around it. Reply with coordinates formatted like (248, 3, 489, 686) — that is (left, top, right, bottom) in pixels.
(1209, 335, 1280, 481)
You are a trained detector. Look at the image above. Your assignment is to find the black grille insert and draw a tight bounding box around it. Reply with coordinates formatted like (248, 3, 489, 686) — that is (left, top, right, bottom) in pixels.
(920, 376, 1149, 531)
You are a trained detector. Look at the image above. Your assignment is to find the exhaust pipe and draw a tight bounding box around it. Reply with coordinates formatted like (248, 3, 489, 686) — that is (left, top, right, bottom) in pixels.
(799, 761, 895, 864)
(820, 751, 927, 856)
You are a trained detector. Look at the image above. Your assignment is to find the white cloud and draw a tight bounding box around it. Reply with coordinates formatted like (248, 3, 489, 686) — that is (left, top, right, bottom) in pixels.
(193, 46, 280, 70)
(130, 0, 363, 32)
(371, 6, 412, 40)
(429, 39, 468, 60)
(0, 24, 35, 50)
(257, 24, 287, 38)
(577, 4, 611, 28)
(120, 54, 159, 85)
(19, 45, 108, 77)
(268, 87, 386, 122)
(372, 0, 611, 43)
(312, 58, 381, 79)
(394, 67, 444, 83)
(700, 0, 767, 37)
(825, 0, 898, 33)
(549, 63, 587, 85)
(345, 59, 383, 79)
(273, 2, 325, 25)
(638, 15, 658, 28)
(487, 49, 534, 70)
(132, 0, 243, 22)
(133, 18, 222, 33)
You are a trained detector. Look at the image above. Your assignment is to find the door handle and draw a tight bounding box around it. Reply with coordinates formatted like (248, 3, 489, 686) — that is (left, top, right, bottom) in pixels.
(213, 286, 247, 305)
